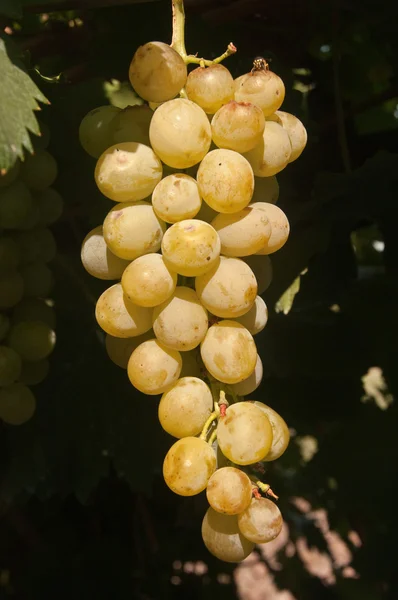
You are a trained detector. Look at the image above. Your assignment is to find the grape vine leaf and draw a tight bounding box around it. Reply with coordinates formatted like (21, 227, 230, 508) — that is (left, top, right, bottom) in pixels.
(0, 38, 49, 172)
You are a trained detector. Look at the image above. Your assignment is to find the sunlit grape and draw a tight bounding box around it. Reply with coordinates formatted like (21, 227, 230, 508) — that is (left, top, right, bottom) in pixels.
(122, 253, 177, 307)
(127, 338, 182, 395)
(244, 121, 291, 177)
(185, 64, 234, 114)
(206, 467, 252, 515)
(211, 206, 271, 257)
(81, 225, 130, 280)
(163, 437, 216, 496)
(202, 508, 254, 563)
(251, 202, 290, 254)
(235, 296, 268, 335)
(151, 174, 202, 223)
(95, 283, 152, 338)
(211, 101, 265, 152)
(252, 401, 290, 461)
(105, 330, 153, 369)
(234, 69, 285, 116)
(238, 497, 283, 543)
(231, 354, 263, 396)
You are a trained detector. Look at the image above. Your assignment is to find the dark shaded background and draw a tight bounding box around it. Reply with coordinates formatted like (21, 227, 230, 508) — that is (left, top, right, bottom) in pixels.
(1, 0, 398, 598)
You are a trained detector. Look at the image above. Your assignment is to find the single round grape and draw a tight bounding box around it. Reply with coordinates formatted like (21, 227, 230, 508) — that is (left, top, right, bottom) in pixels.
(163, 436, 216, 496)
(20, 262, 53, 297)
(15, 228, 56, 264)
(211, 206, 271, 257)
(152, 287, 208, 351)
(252, 401, 290, 461)
(217, 402, 272, 465)
(81, 225, 130, 280)
(0, 182, 33, 229)
(235, 296, 268, 335)
(206, 467, 252, 515)
(127, 338, 182, 395)
(36, 188, 64, 225)
(243, 121, 291, 177)
(12, 298, 56, 329)
(200, 321, 257, 384)
(185, 64, 234, 114)
(0, 272, 24, 309)
(95, 283, 152, 338)
(251, 202, 290, 254)
(180, 349, 202, 378)
(129, 41, 187, 102)
(195, 256, 257, 318)
(122, 253, 177, 307)
(234, 69, 285, 116)
(0, 161, 20, 188)
(0, 383, 36, 425)
(149, 98, 211, 168)
(202, 508, 254, 563)
(0, 237, 20, 273)
(95, 142, 163, 202)
(231, 354, 263, 396)
(151, 174, 202, 223)
(111, 105, 152, 146)
(161, 219, 220, 277)
(20, 150, 58, 191)
(211, 101, 265, 152)
(105, 330, 153, 369)
(78, 105, 121, 158)
(0, 346, 22, 386)
(273, 110, 307, 162)
(158, 376, 213, 438)
(238, 497, 283, 544)
(0, 314, 10, 341)
(243, 255, 273, 295)
(8, 320, 56, 361)
(103, 201, 166, 261)
(197, 149, 254, 213)
(251, 175, 279, 205)
(19, 359, 49, 386)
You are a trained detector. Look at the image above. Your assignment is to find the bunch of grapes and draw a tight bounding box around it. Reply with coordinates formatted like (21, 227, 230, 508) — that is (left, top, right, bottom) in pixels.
(0, 123, 62, 425)
(80, 30, 306, 562)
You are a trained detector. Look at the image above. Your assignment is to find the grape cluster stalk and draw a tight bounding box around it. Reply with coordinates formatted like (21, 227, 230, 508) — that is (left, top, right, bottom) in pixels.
(79, 0, 307, 562)
(0, 123, 62, 425)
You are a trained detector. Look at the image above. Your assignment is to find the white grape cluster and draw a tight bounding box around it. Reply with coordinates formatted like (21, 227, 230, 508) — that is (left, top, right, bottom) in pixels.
(0, 124, 62, 425)
(80, 41, 306, 562)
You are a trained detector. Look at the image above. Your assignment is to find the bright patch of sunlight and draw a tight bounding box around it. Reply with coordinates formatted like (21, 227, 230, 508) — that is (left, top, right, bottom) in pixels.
(296, 435, 318, 463)
(361, 366, 393, 410)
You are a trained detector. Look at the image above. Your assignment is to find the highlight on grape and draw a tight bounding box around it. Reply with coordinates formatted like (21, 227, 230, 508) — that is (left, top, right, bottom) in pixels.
(78, 0, 306, 563)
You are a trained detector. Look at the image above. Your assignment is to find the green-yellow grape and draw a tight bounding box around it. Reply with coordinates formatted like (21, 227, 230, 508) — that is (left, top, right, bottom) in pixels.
(151, 174, 202, 224)
(0, 314, 10, 341)
(36, 187, 64, 225)
(211, 206, 271, 257)
(243, 254, 273, 295)
(95, 283, 152, 338)
(12, 298, 56, 329)
(111, 105, 152, 146)
(234, 69, 285, 116)
(20, 262, 53, 297)
(0, 383, 36, 425)
(0, 237, 20, 273)
(272, 110, 307, 162)
(0, 182, 33, 229)
(0, 272, 24, 310)
(235, 296, 268, 335)
(0, 345, 22, 386)
(20, 150, 58, 191)
(251, 202, 290, 254)
(237, 497, 283, 543)
(127, 338, 182, 395)
(185, 64, 234, 114)
(251, 175, 279, 205)
(244, 121, 291, 177)
(121, 253, 177, 307)
(81, 225, 130, 280)
(19, 359, 49, 386)
(231, 354, 263, 396)
(0, 161, 20, 188)
(105, 330, 153, 369)
(78, 105, 121, 158)
(211, 101, 265, 152)
(252, 401, 290, 461)
(8, 320, 56, 361)
(201, 508, 254, 563)
(163, 436, 216, 496)
(206, 467, 253, 515)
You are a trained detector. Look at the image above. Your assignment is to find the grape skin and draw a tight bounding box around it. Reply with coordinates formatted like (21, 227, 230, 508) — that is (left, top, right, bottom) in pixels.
(0, 161, 20, 188)
(158, 376, 213, 438)
(15, 228, 56, 265)
(36, 188, 64, 226)
(211, 206, 271, 257)
(8, 321, 56, 361)
(234, 70, 285, 116)
(163, 437, 216, 496)
(81, 225, 130, 280)
(238, 497, 283, 544)
(202, 508, 254, 563)
(235, 296, 268, 335)
(185, 64, 234, 114)
(244, 121, 292, 177)
(231, 354, 263, 396)
(0, 383, 36, 425)
(20, 151, 58, 191)
(78, 105, 121, 158)
(127, 338, 182, 395)
(12, 298, 56, 329)
(121, 253, 177, 307)
(206, 467, 253, 515)
(272, 110, 307, 162)
(211, 101, 265, 153)
(251, 202, 290, 254)
(105, 330, 153, 369)
(0, 272, 24, 310)
(0, 182, 33, 230)
(95, 283, 152, 338)
(252, 401, 290, 461)
(151, 174, 202, 224)
(0, 345, 22, 386)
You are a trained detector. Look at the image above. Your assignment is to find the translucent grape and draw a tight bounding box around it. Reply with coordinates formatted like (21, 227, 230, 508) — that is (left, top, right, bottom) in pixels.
(273, 110, 307, 162)
(185, 64, 234, 114)
(129, 41, 187, 102)
(231, 354, 263, 396)
(95, 142, 163, 202)
(151, 174, 202, 223)
(105, 330, 153, 369)
(251, 202, 290, 254)
(8, 321, 56, 361)
(243, 121, 291, 177)
(252, 401, 290, 461)
(238, 497, 283, 543)
(180, 349, 202, 378)
(163, 437, 216, 496)
(217, 401, 272, 465)
(36, 188, 64, 225)
(206, 467, 253, 515)
(161, 219, 220, 277)
(12, 298, 56, 329)
(0, 383, 36, 425)
(149, 98, 211, 168)
(103, 201, 166, 260)
(234, 69, 285, 116)
(127, 338, 182, 395)
(200, 321, 257, 384)
(197, 149, 254, 213)
(158, 376, 213, 438)
(0, 237, 20, 273)
(111, 105, 152, 146)
(19, 359, 49, 386)
(122, 253, 177, 307)
(211, 206, 271, 257)
(235, 296, 268, 335)
(0, 182, 33, 229)
(0, 161, 20, 188)
(152, 287, 208, 351)
(211, 101, 265, 152)
(20, 262, 53, 297)
(195, 256, 257, 318)
(243, 255, 273, 295)
(15, 228, 56, 264)
(202, 508, 254, 563)
(0, 272, 24, 309)
(81, 225, 130, 280)
(20, 150, 58, 191)
(0, 346, 22, 386)
(95, 283, 152, 338)
(0, 314, 10, 341)
(78, 105, 121, 158)
(251, 176, 279, 205)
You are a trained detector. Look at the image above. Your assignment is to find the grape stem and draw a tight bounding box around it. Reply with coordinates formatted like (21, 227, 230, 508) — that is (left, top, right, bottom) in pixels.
(208, 429, 217, 445)
(170, 0, 237, 66)
(200, 410, 218, 441)
(256, 481, 279, 501)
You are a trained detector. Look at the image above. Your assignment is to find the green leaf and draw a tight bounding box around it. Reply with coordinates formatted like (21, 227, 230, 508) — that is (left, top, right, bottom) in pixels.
(0, 38, 49, 172)
(275, 271, 306, 315)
